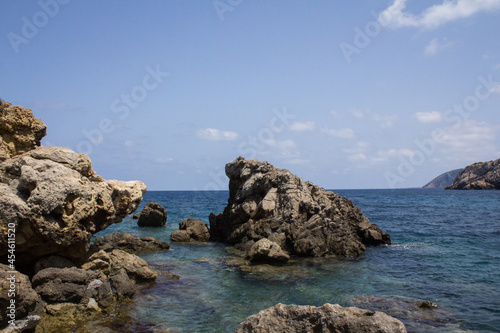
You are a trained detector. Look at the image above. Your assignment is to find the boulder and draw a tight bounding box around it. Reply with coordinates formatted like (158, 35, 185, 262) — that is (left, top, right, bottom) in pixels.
(234, 303, 407, 333)
(137, 201, 167, 227)
(246, 238, 290, 263)
(170, 217, 210, 242)
(0, 264, 40, 328)
(34, 255, 76, 274)
(0, 100, 46, 160)
(132, 212, 141, 219)
(0, 146, 147, 265)
(446, 158, 500, 190)
(90, 232, 170, 254)
(210, 157, 390, 257)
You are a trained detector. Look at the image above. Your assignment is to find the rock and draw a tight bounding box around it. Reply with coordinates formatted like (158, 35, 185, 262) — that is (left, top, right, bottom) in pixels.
(210, 157, 390, 257)
(34, 255, 76, 274)
(0, 146, 147, 265)
(0, 100, 46, 160)
(417, 301, 438, 309)
(90, 232, 170, 254)
(422, 168, 463, 188)
(1, 315, 41, 333)
(446, 158, 500, 190)
(132, 212, 141, 219)
(0, 264, 40, 328)
(32, 267, 99, 304)
(246, 238, 290, 263)
(234, 303, 407, 333)
(137, 201, 167, 227)
(170, 217, 210, 242)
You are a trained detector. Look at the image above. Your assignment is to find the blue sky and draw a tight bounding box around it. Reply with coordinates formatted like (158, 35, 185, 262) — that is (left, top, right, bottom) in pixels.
(1, 0, 500, 190)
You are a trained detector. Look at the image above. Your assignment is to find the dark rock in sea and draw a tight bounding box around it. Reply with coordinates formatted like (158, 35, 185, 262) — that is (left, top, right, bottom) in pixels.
(170, 217, 210, 242)
(446, 158, 500, 190)
(422, 169, 463, 188)
(132, 212, 141, 219)
(210, 157, 390, 258)
(246, 238, 290, 264)
(90, 232, 170, 254)
(137, 201, 167, 227)
(0, 264, 41, 328)
(234, 303, 407, 333)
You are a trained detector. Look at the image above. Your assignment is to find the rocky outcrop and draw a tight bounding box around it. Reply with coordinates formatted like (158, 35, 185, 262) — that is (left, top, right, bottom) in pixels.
(90, 232, 170, 254)
(210, 157, 390, 258)
(170, 217, 210, 242)
(0, 146, 147, 265)
(422, 169, 463, 189)
(0, 100, 46, 160)
(0, 264, 41, 328)
(246, 238, 290, 263)
(234, 303, 407, 333)
(446, 159, 500, 190)
(137, 201, 167, 227)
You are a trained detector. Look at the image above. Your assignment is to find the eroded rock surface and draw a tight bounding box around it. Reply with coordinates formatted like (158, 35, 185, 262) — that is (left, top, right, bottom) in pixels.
(90, 232, 170, 254)
(171, 217, 210, 242)
(137, 201, 167, 227)
(446, 159, 500, 190)
(210, 157, 390, 258)
(234, 303, 407, 333)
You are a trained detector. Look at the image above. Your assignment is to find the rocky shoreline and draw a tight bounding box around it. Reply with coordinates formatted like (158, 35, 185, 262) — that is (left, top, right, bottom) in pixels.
(0, 99, 453, 332)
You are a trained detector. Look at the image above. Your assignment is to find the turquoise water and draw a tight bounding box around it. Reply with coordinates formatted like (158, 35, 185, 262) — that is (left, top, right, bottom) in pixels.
(96, 189, 500, 332)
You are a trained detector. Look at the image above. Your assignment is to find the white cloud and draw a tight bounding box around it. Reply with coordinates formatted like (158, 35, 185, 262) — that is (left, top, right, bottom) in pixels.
(424, 38, 454, 55)
(348, 153, 368, 162)
(371, 148, 415, 162)
(264, 139, 296, 149)
(321, 128, 355, 139)
(343, 141, 371, 154)
(372, 112, 398, 128)
(289, 121, 315, 131)
(350, 109, 365, 119)
(196, 128, 239, 141)
(124, 140, 134, 147)
(490, 85, 500, 93)
(156, 157, 174, 164)
(439, 120, 496, 156)
(379, 0, 500, 30)
(414, 111, 443, 123)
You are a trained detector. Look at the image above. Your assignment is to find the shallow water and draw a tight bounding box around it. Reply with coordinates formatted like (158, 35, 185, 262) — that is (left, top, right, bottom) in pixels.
(95, 189, 500, 332)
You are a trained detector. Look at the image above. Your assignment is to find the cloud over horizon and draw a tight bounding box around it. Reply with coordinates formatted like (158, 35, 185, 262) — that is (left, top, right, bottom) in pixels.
(196, 128, 239, 141)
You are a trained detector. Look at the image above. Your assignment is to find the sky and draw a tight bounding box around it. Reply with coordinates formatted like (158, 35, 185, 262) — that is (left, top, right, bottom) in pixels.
(1, 0, 500, 190)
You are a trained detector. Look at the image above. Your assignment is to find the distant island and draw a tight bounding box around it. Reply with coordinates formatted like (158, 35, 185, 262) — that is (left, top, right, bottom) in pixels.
(446, 158, 500, 190)
(423, 169, 463, 189)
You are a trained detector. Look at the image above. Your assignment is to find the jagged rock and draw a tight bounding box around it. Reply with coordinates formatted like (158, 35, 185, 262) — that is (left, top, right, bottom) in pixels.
(0, 146, 147, 265)
(32, 267, 100, 304)
(246, 238, 290, 263)
(446, 158, 500, 190)
(137, 201, 167, 227)
(422, 169, 463, 188)
(0, 100, 46, 160)
(34, 255, 76, 274)
(234, 303, 407, 333)
(210, 157, 390, 257)
(170, 217, 210, 242)
(90, 232, 170, 254)
(132, 212, 141, 219)
(0, 264, 40, 328)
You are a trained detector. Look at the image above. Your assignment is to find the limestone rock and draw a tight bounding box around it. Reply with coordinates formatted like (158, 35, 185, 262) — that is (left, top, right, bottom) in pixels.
(0, 100, 46, 160)
(234, 303, 407, 333)
(90, 232, 170, 254)
(446, 158, 500, 190)
(170, 217, 210, 242)
(210, 157, 390, 257)
(0, 146, 147, 265)
(137, 201, 167, 227)
(246, 238, 290, 263)
(0, 264, 40, 328)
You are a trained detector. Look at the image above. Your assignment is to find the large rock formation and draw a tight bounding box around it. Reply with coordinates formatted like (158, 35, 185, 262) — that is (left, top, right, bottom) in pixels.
(234, 303, 407, 333)
(170, 217, 210, 242)
(0, 100, 46, 161)
(422, 168, 463, 189)
(446, 159, 500, 190)
(0, 101, 147, 265)
(210, 157, 390, 258)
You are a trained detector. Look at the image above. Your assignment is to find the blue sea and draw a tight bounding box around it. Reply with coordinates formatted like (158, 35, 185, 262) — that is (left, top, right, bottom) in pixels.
(96, 189, 500, 332)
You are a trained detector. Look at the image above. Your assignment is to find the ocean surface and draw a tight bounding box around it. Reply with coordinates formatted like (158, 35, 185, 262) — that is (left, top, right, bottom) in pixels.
(95, 189, 500, 332)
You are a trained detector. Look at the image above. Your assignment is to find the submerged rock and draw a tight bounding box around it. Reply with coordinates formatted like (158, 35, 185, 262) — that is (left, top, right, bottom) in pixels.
(137, 201, 167, 227)
(234, 303, 407, 333)
(246, 238, 290, 264)
(446, 158, 500, 190)
(90, 232, 170, 254)
(171, 217, 210, 242)
(210, 157, 390, 258)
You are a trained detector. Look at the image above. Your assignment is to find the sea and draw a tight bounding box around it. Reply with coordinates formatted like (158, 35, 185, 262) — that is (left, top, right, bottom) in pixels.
(95, 189, 500, 333)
